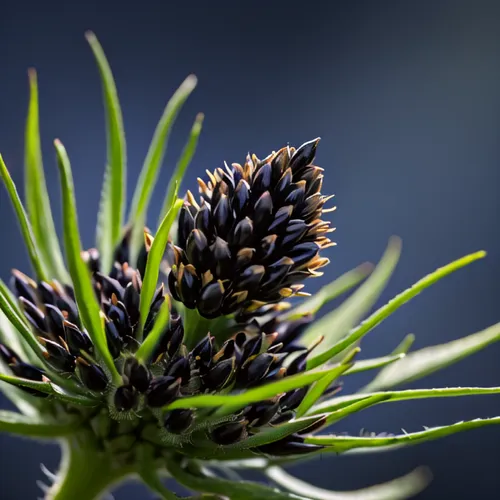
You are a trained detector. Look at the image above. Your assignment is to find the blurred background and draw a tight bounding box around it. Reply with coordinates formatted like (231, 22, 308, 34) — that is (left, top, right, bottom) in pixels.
(1, 0, 500, 498)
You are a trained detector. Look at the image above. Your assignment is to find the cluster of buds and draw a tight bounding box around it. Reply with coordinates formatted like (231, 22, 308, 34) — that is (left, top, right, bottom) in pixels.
(0, 140, 336, 456)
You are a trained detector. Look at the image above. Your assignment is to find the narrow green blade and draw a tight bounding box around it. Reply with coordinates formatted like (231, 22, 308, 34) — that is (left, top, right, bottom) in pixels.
(361, 322, 500, 392)
(128, 75, 197, 266)
(135, 299, 170, 363)
(164, 365, 348, 413)
(305, 416, 500, 452)
(0, 409, 81, 438)
(165, 457, 309, 500)
(311, 386, 500, 415)
(0, 155, 48, 281)
(54, 139, 120, 384)
(86, 31, 127, 274)
(138, 198, 183, 338)
(266, 465, 431, 500)
(0, 372, 98, 406)
(305, 237, 402, 369)
(307, 249, 486, 370)
(344, 353, 406, 375)
(24, 69, 69, 283)
(158, 112, 204, 228)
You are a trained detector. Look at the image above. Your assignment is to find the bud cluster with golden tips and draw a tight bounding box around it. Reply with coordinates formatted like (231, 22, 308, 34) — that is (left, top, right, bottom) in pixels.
(167, 139, 335, 318)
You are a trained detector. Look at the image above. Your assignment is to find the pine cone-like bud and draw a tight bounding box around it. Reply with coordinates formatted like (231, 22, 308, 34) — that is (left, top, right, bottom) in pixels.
(167, 138, 335, 318)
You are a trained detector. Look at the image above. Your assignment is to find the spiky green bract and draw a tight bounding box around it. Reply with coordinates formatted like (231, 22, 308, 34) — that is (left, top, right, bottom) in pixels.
(24, 69, 70, 283)
(54, 139, 120, 383)
(87, 31, 127, 276)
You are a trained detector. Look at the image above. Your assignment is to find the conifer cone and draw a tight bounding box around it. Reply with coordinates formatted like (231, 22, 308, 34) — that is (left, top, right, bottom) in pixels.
(167, 138, 336, 318)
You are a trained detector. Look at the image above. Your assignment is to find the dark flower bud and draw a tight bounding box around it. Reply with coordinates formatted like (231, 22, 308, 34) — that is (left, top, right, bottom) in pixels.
(76, 357, 108, 392)
(191, 334, 214, 372)
(244, 353, 276, 384)
(198, 281, 225, 317)
(204, 357, 235, 390)
(44, 303, 66, 339)
(63, 321, 93, 356)
(11, 270, 38, 304)
(211, 420, 248, 445)
(165, 356, 191, 385)
(244, 399, 281, 428)
(39, 337, 76, 372)
(123, 282, 140, 327)
(146, 376, 181, 408)
(114, 385, 138, 412)
(104, 319, 123, 359)
(279, 387, 308, 412)
(19, 297, 46, 333)
(9, 362, 48, 398)
(123, 357, 152, 393)
(163, 409, 195, 434)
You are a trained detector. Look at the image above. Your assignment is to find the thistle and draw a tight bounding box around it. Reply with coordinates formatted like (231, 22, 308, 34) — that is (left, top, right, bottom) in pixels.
(0, 32, 499, 500)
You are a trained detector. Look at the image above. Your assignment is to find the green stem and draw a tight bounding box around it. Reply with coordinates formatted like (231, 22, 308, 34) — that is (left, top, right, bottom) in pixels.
(47, 439, 133, 500)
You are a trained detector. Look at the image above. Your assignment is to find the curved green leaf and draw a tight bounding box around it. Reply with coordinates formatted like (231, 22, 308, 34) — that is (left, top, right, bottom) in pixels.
(165, 365, 348, 414)
(128, 75, 197, 266)
(305, 416, 500, 452)
(308, 249, 486, 371)
(344, 353, 405, 375)
(135, 298, 170, 363)
(0, 409, 81, 438)
(86, 31, 127, 274)
(166, 458, 309, 500)
(138, 198, 183, 338)
(158, 112, 204, 228)
(54, 139, 120, 384)
(265, 465, 431, 500)
(24, 69, 69, 283)
(306, 238, 402, 370)
(361, 322, 500, 392)
(0, 155, 48, 281)
(0, 372, 98, 406)
(311, 386, 500, 415)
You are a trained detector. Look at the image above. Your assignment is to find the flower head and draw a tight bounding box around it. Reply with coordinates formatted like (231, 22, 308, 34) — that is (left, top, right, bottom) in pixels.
(167, 139, 335, 319)
(0, 31, 497, 500)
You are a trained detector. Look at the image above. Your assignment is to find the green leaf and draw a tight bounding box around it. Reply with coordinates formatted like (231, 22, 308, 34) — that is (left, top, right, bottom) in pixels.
(305, 237, 402, 370)
(0, 409, 81, 438)
(165, 365, 349, 414)
(86, 31, 127, 274)
(361, 322, 500, 392)
(0, 285, 36, 363)
(0, 280, 48, 364)
(265, 465, 431, 500)
(0, 371, 98, 406)
(295, 357, 354, 418)
(305, 416, 500, 452)
(322, 394, 390, 426)
(165, 457, 309, 500)
(222, 414, 326, 451)
(307, 248, 486, 371)
(311, 386, 500, 415)
(135, 298, 170, 363)
(391, 333, 416, 355)
(54, 139, 121, 384)
(128, 75, 197, 266)
(24, 69, 69, 283)
(138, 198, 183, 338)
(344, 353, 406, 375)
(0, 155, 48, 281)
(283, 263, 373, 321)
(158, 112, 204, 228)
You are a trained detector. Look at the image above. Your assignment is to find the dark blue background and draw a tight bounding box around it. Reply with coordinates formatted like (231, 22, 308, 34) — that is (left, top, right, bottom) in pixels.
(1, 1, 500, 498)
